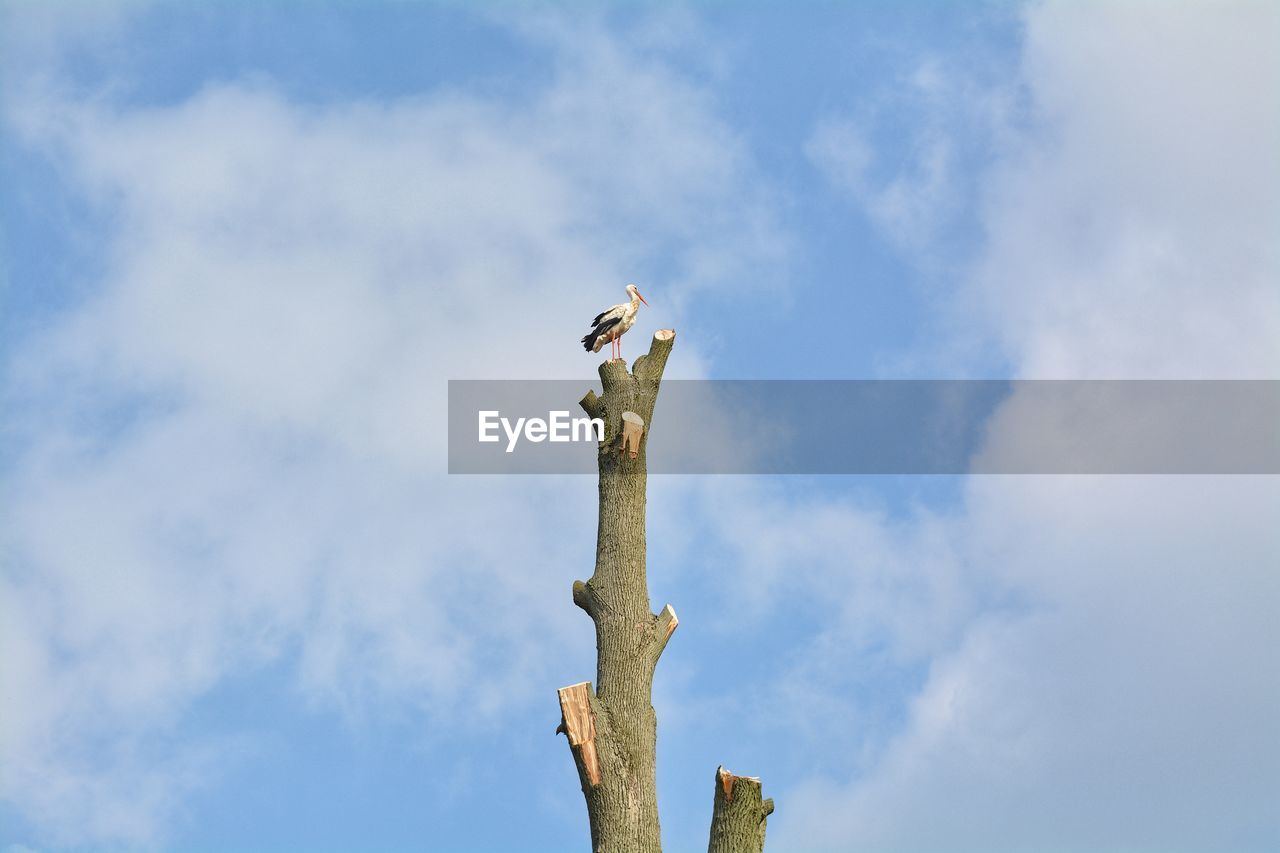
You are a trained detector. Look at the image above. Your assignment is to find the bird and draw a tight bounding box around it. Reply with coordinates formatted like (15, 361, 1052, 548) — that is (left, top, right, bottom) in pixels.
(582, 284, 649, 361)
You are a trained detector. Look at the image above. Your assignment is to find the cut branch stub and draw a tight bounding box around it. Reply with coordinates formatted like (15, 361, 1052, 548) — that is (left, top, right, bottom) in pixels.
(657, 604, 678, 645)
(653, 604, 678, 662)
(633, 329, 675, 384)
(579, 389, 603, 422)
(620, 411, 645, 459)
(557, 682, 601, 786)
(708, 766, 772, 853)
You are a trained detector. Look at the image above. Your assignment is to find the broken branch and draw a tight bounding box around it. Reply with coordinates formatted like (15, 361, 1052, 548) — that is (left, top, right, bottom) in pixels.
(557, 682, 601, 786)
(708, 765, 772, 853)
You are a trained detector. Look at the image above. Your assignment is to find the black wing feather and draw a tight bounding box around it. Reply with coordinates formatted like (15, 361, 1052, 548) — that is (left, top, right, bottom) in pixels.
(581, 315, 622, 350)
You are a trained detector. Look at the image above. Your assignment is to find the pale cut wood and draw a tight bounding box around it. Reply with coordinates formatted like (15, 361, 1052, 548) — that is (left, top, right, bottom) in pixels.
(620, 411, 645, 459)
(717, 765, 761, 803)
(558, 681, 601, 785)
(658, 604, 678, 646)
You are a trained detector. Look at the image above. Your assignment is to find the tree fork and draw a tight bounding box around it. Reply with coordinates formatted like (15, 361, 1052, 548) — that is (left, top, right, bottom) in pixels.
(556, 330, 772, 852)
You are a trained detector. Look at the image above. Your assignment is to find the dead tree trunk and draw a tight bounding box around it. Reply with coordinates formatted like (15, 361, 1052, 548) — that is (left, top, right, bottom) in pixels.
(557, 330, 772, 852)
(707, 767, 774, 853)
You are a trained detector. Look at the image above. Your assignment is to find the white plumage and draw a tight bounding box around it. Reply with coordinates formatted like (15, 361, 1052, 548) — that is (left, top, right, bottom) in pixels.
(582, 284, 649, 360)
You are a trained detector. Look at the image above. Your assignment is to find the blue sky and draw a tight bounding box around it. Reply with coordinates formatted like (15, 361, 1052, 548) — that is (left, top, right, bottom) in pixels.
(1, 1, 1278, 851)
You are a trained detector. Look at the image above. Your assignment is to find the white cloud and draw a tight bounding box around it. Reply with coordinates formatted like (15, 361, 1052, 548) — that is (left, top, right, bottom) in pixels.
(969, 0, 1280, 379)
(4, 1, 1277, 850)
(773, 476, 1279, 852)
(770, 2, 1280, 850)
(0, 8, 787, 846)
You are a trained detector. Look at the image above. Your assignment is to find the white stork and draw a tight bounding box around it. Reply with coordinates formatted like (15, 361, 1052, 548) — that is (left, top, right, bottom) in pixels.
(582, 284, 649, 361)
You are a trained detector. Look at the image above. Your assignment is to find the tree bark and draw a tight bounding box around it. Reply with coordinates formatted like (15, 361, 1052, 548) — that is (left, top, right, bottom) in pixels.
(707, 767, 774, 853)
(558, 330, 771, 853)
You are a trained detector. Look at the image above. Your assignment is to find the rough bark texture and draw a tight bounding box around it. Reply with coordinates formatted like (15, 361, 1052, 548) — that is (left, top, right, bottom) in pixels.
(562, 330, 675, 853)
(558, 330, 771, 852)
(707, 767, 774, 853)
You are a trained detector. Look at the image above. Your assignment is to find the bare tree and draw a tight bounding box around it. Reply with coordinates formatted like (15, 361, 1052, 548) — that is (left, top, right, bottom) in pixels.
(557, 330, 773, 852)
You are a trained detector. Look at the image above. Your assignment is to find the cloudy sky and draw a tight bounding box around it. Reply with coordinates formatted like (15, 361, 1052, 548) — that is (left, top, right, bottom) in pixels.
(1, 1, 1277, 851)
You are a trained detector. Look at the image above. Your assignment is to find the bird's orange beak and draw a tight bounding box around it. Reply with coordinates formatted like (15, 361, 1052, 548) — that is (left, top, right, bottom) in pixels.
(636, 290, 649, 306)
